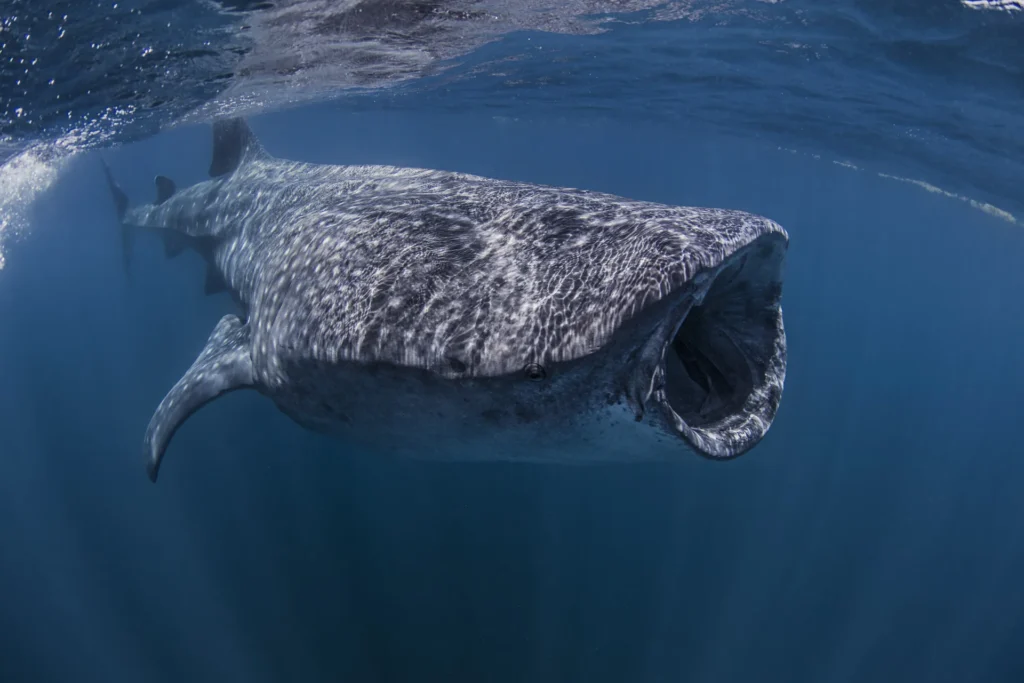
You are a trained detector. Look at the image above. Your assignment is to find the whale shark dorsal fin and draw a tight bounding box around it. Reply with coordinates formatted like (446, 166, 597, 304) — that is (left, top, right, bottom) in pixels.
(209, 117, 269, 177)
(154, 175, 176, 204)
(144, 315, 255, 482)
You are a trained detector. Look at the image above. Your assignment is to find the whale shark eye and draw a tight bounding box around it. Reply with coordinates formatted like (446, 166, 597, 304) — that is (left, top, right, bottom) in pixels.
(523, 363, 547, 381)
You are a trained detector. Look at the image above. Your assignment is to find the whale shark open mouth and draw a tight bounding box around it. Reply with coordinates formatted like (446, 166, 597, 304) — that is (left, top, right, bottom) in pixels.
(654, 235, 787, 459)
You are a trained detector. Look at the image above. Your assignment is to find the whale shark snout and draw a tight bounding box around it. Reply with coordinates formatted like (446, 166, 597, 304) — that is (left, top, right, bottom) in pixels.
(103, 117, 788, 481)
(633, 234, 787, 460)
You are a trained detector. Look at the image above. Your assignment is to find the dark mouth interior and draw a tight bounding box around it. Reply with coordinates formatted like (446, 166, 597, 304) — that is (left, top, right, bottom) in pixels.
(662, 238, 784, 429)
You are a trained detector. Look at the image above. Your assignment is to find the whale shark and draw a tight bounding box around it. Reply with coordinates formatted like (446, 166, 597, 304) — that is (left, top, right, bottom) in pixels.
(104, 118, 788, 482)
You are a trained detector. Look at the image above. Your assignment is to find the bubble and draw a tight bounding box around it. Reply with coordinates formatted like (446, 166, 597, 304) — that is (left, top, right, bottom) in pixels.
(0, 141, 71, 270)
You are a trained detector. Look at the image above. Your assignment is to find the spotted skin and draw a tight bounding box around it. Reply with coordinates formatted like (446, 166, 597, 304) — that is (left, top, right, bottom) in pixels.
(116, 118, 788, 482)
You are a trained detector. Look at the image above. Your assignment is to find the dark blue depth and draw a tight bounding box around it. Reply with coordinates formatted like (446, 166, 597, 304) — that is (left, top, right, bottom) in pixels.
(0, 107, 1022, 683)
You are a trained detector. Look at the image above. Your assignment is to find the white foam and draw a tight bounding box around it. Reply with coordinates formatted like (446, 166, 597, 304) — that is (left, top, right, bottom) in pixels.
(962, 0, 1023, 11)
(0, 144, 69, 270)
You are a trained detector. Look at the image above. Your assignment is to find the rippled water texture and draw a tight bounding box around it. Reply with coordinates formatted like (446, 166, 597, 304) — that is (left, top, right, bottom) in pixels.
(0, 0, 1021, 262)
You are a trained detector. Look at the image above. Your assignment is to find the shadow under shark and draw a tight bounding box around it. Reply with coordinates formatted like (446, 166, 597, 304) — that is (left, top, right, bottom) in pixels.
(104, 118, 788, 482)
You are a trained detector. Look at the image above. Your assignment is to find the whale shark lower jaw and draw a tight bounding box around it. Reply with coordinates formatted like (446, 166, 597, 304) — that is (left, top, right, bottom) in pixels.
(633, 233, 788, 460)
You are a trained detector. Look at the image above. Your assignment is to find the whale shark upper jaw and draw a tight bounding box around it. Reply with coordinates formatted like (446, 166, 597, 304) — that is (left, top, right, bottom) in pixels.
(633, 234, 788, 459)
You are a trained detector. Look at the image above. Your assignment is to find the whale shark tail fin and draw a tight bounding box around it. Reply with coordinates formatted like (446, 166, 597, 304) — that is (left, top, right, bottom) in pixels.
(101, 158, 134, 275)
(209, 117, 270, 178)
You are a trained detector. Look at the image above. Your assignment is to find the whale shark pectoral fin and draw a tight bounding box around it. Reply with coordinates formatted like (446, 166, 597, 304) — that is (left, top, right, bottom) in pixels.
(144, 315, 254, 483)
(209, 117, 269, 177)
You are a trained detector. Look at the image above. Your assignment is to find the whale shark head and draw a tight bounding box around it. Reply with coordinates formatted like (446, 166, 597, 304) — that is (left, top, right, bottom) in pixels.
(437, 214, 789, 462)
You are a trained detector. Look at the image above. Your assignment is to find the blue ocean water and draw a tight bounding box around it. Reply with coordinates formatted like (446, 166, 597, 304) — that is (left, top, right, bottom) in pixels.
(1, 2, 1023, 682)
